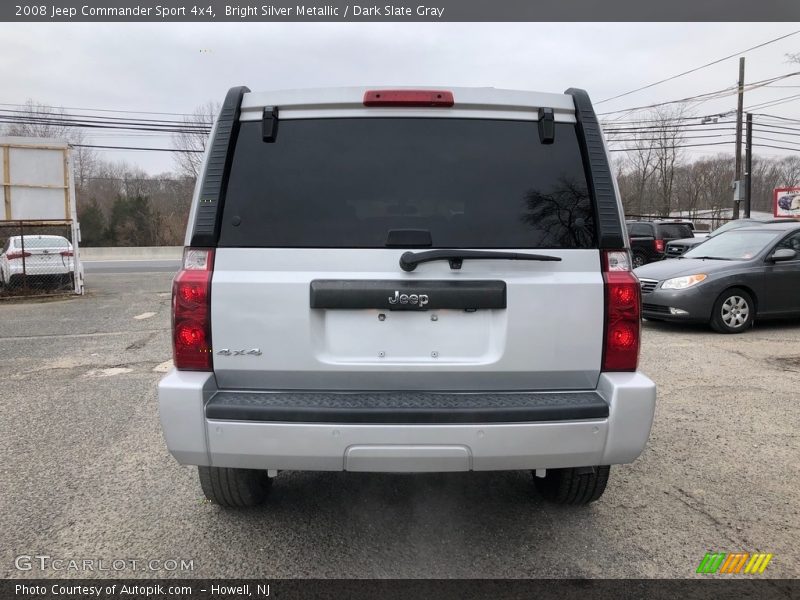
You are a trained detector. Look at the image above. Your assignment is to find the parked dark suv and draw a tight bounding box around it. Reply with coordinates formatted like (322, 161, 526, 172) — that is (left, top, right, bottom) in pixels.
(627, 221, 695, 267)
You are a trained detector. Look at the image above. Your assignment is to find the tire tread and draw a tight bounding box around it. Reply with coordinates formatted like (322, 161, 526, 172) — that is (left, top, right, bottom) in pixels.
(198, 466, 271, 508)
(533, 466, 611, 505)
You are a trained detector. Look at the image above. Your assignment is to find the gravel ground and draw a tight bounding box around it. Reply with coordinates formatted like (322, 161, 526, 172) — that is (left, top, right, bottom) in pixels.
(0, 272, 798, 579)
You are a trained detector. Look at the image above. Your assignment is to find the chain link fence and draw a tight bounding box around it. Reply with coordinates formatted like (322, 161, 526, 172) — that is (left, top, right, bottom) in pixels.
(0, 221, 82, 299)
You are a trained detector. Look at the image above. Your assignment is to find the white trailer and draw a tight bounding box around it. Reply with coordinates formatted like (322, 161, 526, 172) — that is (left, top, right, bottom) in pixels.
(0, 136, 83, 294)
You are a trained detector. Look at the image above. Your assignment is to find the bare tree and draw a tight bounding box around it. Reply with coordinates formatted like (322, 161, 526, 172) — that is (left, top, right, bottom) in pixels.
(649, 105, 687, 217)
(674, 162, 703, 219)
(171, 102, 217, 179)
(616, 118, 660, 216)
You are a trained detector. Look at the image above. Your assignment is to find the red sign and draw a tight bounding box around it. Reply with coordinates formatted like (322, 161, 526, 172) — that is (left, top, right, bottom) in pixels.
(774, 187, 800, 218)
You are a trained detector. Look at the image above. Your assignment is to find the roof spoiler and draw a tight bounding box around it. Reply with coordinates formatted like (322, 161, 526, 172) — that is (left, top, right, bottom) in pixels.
(565, 88, 625, 249)
(191, 85, 250, 247)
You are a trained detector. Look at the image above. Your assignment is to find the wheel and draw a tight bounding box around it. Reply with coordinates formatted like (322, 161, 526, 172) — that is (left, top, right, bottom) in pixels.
(533, 466, 610, 505)
(198, 466, 272, 507)
(710, 288, 754, 334)
(632, 252, 647, 269)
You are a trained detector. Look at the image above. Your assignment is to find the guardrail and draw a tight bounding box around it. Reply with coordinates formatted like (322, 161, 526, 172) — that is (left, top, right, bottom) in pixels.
(79, 246, 183, 261)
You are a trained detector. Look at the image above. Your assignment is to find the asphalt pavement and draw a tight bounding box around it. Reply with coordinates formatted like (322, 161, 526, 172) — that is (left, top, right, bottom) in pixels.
(0, 272, 798, 579)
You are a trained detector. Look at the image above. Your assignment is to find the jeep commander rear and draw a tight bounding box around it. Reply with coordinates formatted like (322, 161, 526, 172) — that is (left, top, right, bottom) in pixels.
(158, 86, 656, 507)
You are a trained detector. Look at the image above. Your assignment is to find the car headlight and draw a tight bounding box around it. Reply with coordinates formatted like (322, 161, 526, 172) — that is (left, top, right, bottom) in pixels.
(661, 274, 708, 290)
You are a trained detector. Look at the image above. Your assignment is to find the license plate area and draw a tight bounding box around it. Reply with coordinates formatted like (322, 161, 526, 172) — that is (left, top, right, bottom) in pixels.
(310, 279, 506, 364)
(311, 307, 505, 364)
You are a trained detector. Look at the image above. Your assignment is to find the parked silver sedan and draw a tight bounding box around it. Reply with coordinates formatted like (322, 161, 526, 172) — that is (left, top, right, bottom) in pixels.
(635, 222, 800, 333)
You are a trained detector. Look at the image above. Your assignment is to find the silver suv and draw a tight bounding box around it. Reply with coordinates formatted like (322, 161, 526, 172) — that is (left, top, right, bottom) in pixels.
(158, 86, 656, 508)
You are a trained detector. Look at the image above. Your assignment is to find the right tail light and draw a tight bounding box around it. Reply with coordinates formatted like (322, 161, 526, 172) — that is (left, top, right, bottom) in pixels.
(602, 250, 641, 372)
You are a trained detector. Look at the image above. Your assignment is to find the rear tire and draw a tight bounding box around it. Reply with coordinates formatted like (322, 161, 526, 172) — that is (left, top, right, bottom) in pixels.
(198, 466, 272, 508)
(710, 288, 754, 334)
(632, 252, 646, 269)
(533, 466, 610, 505)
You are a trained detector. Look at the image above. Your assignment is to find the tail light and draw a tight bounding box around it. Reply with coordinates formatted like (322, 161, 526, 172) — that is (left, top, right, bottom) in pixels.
(172, 248, 214, 371)
(602, 250, 641, 371)
(60, 250, 73, 257)
(654, 239, 665, 253)
(7, 251, 31, 260)
(364, 90, 454, 107)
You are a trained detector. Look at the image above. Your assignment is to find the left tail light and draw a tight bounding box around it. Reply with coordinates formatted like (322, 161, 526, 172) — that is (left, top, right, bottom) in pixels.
(172, 248, 214, 371)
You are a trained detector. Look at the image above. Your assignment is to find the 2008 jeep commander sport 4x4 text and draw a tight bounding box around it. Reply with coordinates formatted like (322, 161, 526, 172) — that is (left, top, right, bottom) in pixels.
(158, 86, 656, 507)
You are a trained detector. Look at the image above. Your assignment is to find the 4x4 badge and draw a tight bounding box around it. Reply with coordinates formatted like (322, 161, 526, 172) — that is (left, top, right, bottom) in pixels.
(388, 291, 429, 307)
(217, 349, 262, 356)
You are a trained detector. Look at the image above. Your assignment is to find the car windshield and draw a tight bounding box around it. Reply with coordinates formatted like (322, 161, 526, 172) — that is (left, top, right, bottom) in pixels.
(683, 230, 778, 260)
(709, 219, 758, 238)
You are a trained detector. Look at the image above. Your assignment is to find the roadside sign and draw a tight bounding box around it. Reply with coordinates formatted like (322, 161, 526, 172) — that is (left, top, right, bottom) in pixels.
(0, 136, 83, 295)
(774, 187, 800, 218)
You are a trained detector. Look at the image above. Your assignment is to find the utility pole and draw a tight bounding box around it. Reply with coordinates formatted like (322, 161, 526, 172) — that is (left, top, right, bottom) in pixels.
(744, 112, 753, 218)
(733, 57, 745, 219)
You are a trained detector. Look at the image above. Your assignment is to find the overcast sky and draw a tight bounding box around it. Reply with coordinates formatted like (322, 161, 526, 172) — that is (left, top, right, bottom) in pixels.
(1, 22, 798, 173)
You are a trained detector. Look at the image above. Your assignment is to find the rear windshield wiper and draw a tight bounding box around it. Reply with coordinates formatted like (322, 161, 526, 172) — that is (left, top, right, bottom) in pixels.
(399, 249, 562, 272)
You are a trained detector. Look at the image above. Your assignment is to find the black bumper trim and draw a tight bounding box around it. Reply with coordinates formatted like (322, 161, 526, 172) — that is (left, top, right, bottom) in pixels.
(205, 390, 609, 424)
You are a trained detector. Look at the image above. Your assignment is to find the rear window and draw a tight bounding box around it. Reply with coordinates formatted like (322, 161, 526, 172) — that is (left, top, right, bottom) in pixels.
(219, 118, 595, 249)
(13, 236, 70, 249)
(627, 223, 652, 237)
(658, 224, 693, 239)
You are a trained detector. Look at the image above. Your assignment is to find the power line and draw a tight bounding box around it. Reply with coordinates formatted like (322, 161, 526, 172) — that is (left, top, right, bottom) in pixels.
(608, 141, 736, 152)
(0, 115, 209, 134)
(603, 122, 737, 133)
(753, 123, 800, 134)
(72, 143, 202, 153)
(744, 93, 800, 112)
(595, 29, 800, 105)
(753, 142, 800, 152)
(0, 101, 198, 118)
(0, 106, 212, 127)
(597, 71, 800, 117)
(753, 134, 800, 147)
(755, 113, 800, 123)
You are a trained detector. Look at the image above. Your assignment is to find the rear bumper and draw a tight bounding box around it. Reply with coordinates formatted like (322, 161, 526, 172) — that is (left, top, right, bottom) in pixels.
(158, 371, 656, 472)
(7, 262, 74, 277)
